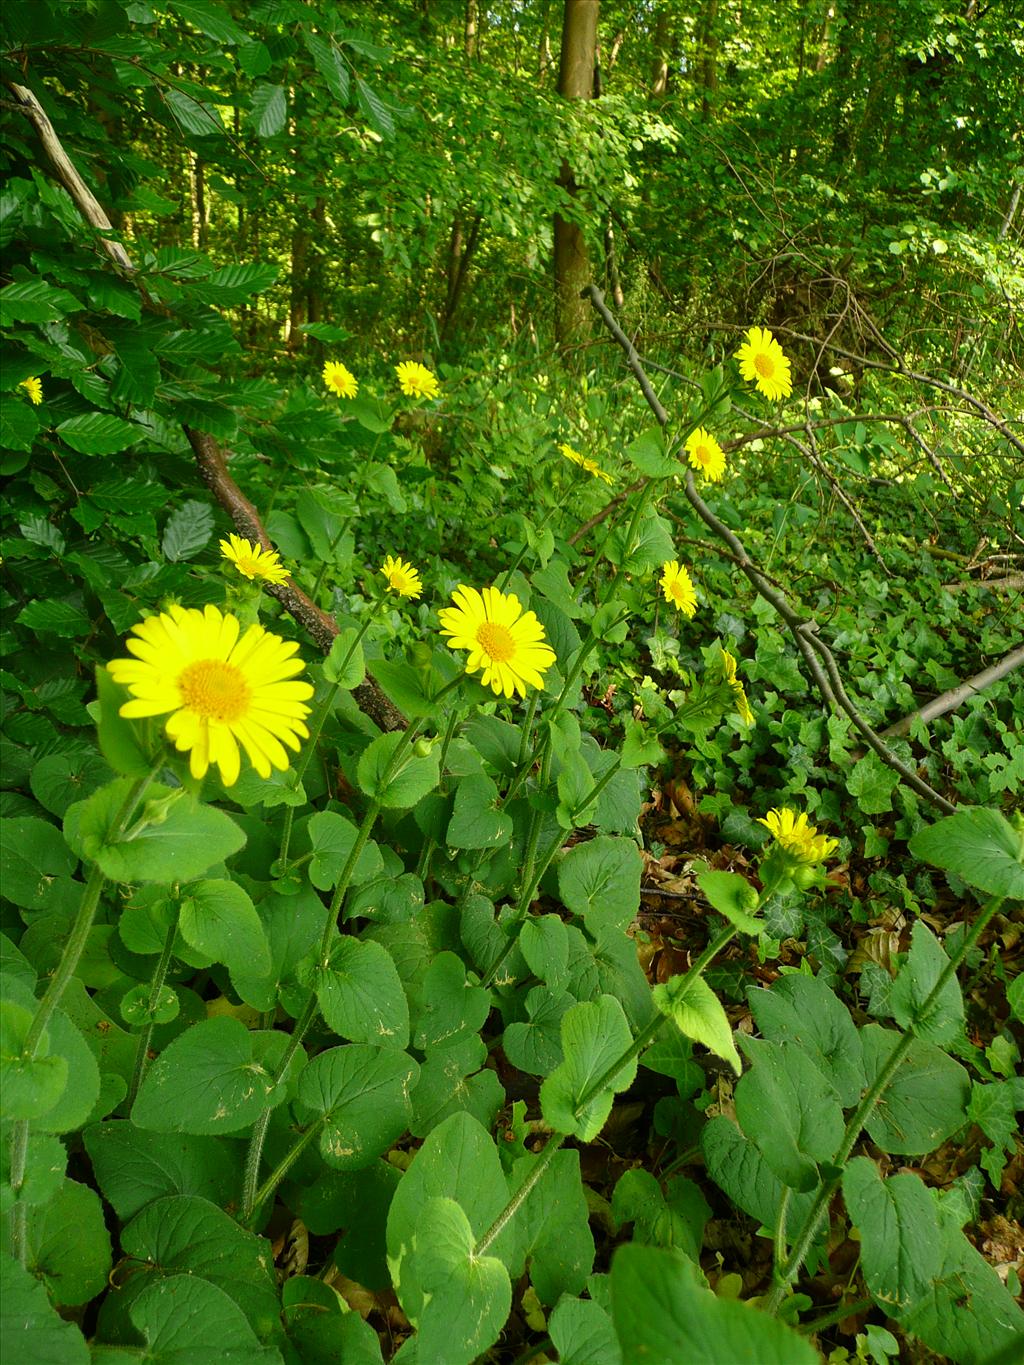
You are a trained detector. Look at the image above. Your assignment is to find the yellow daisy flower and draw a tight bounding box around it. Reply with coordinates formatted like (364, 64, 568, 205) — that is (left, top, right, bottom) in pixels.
(219, 534, 290, 586)
(758, 807, 838, 864)
(395, 361, 440, 401)
(19, 377, 43, 405)
(735, 326, 793, 401)
(107, 605, 314, 787)
(684, 427, 726, 482)
(558, 442, 614, 485)
(438, 584, 556, 699)
(718, 648, 755, 726)
(323, 360, 359, 399)
(659, 561, 697, 617)
(381, 554, 423, 600)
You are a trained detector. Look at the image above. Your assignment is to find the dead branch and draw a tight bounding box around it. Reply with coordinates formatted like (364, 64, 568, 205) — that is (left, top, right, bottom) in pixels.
(11, 78, 406, 733)
(582, 283, 957, 816)
(940, 574, 1024, 593)
(880, 645, 1024, 740)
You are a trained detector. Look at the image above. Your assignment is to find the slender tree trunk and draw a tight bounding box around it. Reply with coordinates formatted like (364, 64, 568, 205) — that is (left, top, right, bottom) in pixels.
(816, 4, 834, 71)
(188, 153, 206, 249)
(286, 226, 309, 352)
(465, 0, 478, 59)
(696, 0, 719, 122)
(554, 0, 599, 356)
(651, 7, 670, 96)
(538, 0, 554, 78)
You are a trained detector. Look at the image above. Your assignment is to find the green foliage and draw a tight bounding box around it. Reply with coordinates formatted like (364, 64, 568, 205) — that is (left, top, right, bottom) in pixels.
(1, 1, 1021, 1361)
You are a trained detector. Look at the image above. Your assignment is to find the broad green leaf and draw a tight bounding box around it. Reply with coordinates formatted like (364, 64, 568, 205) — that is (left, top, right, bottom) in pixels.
(409, 1034, 503, 1138)
(558, 835, 641, 944)
(861, 1024, 971, 1154)
(0, 815, 77, 909)
(297, 1160, 399, 1289)
(502, 985, 571, 1076)
(162, 499, 214, 561)
(357, 733, 440, 809)
(697, 869, 762, 933)
(909, 807, 1024, 899)
(842, 1157, 942, 1311)
(507, 1147, 595, 1304)
(734, 1038, 844, 1191)
(620, 717, 665, 769)
(901, 1200, 1024, 1364)
(118, 1194, 279, 1338)
(0, 999, 68, 1119)
(29, 752, 112, 818)
(748, 974, 866, 1107)
(21, 1178, 111, 1306)
(446, 773, 512, 849)
(540, 995, 637, 1141)
(890, 920, 964, 1045)
(0, 278, 80, 323)
(132, 1016, 285, 1134)
(624, 427, 677, 478)
(84, 1121, 238, 1219)
(386, 1112, 512, 1327)
(14, 599, 90, 638)
(305, 935, 410, 1049)
(355, 77, 396, 139)
(410, 1197, 511, 1365)
(0, 398, 40, 452)
(65, 780, 246, 884)
(0, 1126, 65, 1215)
(178, 880, 271, 980)
(194, 263, 278, 305)
(295, 1044, 418, 1170)
(409, 951, 490, 1051)
(170, 0, 247, 44)
(701, 1115, 819, 1242)
(549, 1295, 621, 1365)
(322, 628, 365, 689)
(304, 810, 384, 891)
(249, 83, 287, 138)
(0, 1255, 89, 1365)
(610, 1243, 819, 1365)
(56, 411, 142, 454)
(302, 29, 351, 101)
(653, 972, 741, 1076)
(95, 1274, 282, 1364)
(611, 1168, 710, 1261)
(520, 914, 570, 985)
(163, 85, 225, 137)
(95, 667, 158, 777)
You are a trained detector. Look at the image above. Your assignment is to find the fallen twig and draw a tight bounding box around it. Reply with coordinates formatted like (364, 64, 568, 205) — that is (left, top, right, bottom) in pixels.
(879, 645, 1024, 740)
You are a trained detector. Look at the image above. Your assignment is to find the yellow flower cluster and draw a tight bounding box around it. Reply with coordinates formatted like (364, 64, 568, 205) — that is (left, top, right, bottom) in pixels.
(321, 359, 441, 402)
(758, 808, 838, 864)
(19, 377, 43, 405)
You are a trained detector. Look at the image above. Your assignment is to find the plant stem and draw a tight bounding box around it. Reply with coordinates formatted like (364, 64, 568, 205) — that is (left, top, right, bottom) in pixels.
(763, 894, 1004, 1313)
(126, 915, 178, 1109)
(475, 1133, 565, 1257)
(246, 1112, 326, 1223)
(8, 770, 152, 1262)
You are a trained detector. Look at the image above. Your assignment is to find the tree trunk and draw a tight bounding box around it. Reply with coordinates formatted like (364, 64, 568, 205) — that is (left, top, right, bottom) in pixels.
(465, 0, 478, 59)
(554, 0, 599, 357)
(696, 0, 719, 122)
(188, 152, 206, 249)
(651, 7, 670, 96)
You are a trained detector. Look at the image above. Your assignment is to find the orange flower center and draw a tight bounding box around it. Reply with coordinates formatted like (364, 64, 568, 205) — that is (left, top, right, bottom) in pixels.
(754, 352, 775, 379)
(476, 621, 516, 662)
(178, 659, 250, 723)
(669, 580, 689, 603)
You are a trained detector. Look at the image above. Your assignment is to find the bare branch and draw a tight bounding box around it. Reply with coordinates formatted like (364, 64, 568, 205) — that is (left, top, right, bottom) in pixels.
(880, 645, 1024, 740)
(581, 283, 957, 815)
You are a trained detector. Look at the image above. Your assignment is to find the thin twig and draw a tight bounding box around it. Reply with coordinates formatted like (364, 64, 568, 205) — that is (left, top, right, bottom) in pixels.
(879, 644, 1024, 740)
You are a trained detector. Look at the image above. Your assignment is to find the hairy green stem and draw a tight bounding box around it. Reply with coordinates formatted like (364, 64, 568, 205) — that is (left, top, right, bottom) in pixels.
(126, 915, 178, 1109)
(8, 769, 152, 1261)
(764, 894, 1004, 1313)
(475, 1133, 566, 1257)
